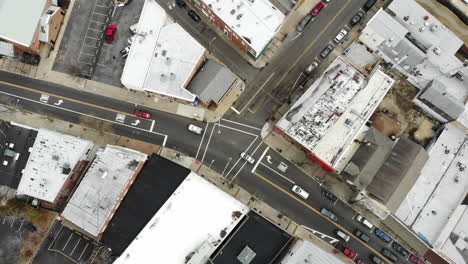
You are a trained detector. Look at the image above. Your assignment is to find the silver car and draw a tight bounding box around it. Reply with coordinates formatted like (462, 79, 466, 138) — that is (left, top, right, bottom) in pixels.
(240, 152, 255, 164)
(321, 208, 338, 221)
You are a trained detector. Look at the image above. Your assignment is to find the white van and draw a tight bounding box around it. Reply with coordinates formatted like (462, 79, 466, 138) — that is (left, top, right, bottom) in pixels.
(335, 230, 350, 242)
(356, 214, 374, 229)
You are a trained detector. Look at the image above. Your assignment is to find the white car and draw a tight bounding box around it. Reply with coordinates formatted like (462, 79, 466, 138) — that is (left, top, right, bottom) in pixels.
(188, 124, 203, 134)
(335, 230, 350, 242)
(240, 152, 255, 164)
(291, 185, 309, 199)
(334, 29, 348, 43)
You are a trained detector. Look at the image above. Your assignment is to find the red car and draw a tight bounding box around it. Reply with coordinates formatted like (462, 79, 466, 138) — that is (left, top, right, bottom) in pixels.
(409, 255, 425, 264)
(355, 258, 366, 264)
(335, 243, 356, 259)
(311, 2, 325, 16)
(135, 110, 152, 119)
(105, 24, 117, 43)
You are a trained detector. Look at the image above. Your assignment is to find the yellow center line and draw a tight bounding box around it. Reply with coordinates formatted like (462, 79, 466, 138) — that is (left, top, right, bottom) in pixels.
(0, 80, 145, 119)
(253, 171, 392, 263)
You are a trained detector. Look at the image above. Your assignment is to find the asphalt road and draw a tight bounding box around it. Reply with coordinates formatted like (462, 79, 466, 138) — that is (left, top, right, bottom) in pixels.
(0, 1, 406, 263)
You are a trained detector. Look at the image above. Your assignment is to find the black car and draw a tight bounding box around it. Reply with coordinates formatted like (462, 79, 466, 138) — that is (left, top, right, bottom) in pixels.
(176, 0, 186, 7)
(320, 45, 333, 58)
(188, 10, 201, 22)
(351, 12, 363, 26)
(392, 242, 409, 257)
(323, 190, 338, 202)
(363, 0, 376, 11)
(355, 229, 371, 243)
(382, 249, 398, 263)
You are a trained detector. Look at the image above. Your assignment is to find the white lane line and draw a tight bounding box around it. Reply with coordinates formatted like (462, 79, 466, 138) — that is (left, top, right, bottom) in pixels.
(258, 162, 295, 184)
(195, 122, 210, 161)
(221, 158, 232, 177)
(0, 90, 168, 139)
(221, 118, 261, 131)
(162, 136, 167, 147)
(230, 106, 241, 115)
(252, 146, 269, 173)
(230, 141, 264, 181)
(218, 124, 258, 137)
(201, 123, 216, 163)
(150, 120, 155, 131)
(235, 72, 275, 114)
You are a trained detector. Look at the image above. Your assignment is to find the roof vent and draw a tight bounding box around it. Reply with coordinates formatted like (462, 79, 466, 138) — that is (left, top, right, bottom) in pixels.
(424, 21, 430, 26)
(52, 154, 60, 161)
(419, 27, 425, 32)
(160, 74, 167, 82)
(165, 57, 172, 65)
(230, 9, 235, 15)
(430, 25, 438, 32)
(169, 72, 176, 81)
(403, 16, 409, 21)
(236, 14, 243, 20)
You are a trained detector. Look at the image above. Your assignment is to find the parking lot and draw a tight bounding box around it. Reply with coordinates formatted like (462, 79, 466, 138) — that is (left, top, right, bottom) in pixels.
(0, 216, 36, 264)
(54, 0, 145, 86)
(32, 220, 98, 264)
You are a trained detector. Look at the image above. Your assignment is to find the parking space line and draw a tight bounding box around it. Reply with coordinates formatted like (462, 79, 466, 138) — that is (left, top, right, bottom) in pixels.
(63, 233, 73, 251)
(86, 36, 100, 41)
(70, 237, 81, 256)
(83, 44, 98, 48)
(90, 20, 106, 24)
(344, 24, 351, 30)
(195, 122, 210, 161)
(150, 120, 155, 131)
(94, 12, 108, 16)
(81, 52, 95, 57)
(78, 243, 89, 261)
(220, 118, 261, 131)
(258, 162, 295, 184)
(18, 218, 24, 231)
(87, 28, 102, 32)
(252, 146, 269, 172)
(10, 217, 15, 227)
(1, 216, 5, 224)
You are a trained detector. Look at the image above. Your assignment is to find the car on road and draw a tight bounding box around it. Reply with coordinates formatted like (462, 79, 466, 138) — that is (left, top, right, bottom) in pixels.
(351, 12, 363, 26)
(321, 208, 338, 221)
(382, 249, 398, 263)
(392, 242, 409, 257)
(334, 29, 348, 44)
(320, 45, 333, 58)
(355, 229, 371, 243)
(296, 13, 313, 33)
(104, 24, 117, 43)
(311, 2, 325, 16)
(240, 152, 255, 164)
(374, 228, 392, 243)
(335, 229, 350, 242)
(355, 214, 374, 229)
(363, 0, 377, 11)
(335, 243, 355, 259)
(188, 10, 201, 22)
(305, 61, 319, 75)
(409, 255, 425, 264)
(370, 255, 384, 264)
(292, 185, 309, 199)
(135, 110, 152, 119)
(176, 0, 186, 7)
(188, 124, 203, 134)
(322, 189, 338, 202)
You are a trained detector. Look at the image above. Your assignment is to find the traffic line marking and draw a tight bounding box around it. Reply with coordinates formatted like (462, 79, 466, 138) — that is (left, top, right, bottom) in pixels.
(252, 146, 269, 172)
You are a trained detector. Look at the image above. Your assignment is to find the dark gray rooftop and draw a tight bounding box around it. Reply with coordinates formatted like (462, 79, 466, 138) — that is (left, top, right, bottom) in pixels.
(418, 80, 465, 120)
(187, 59, 237, 105)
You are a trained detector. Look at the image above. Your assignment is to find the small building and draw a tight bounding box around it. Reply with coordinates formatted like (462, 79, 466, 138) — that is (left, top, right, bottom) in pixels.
(0, 0, 64, 57)
(16, 129, 94, 209)
(61, 145, 147, 237)
(279, 239, 346, 264)
(113, 172, 249, 263)
(276, 57, 394, 173)
(342, 127, 429, 212)
(187, 0, 285, 60)
(0, 121, 38, 197)
(359, 0, 468, 122)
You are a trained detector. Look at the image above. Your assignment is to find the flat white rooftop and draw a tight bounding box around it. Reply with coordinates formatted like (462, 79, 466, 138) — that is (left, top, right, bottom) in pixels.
(113, 172, 249, 264)
(277, 57, 394, 170)
(16, 129, 94, 203)
(395, 124, 468, 244)
(62, 145, 147, 237)
(203, 0, 285, 56)
(278, 240, 345, 264)
(121, 0, 205, 102)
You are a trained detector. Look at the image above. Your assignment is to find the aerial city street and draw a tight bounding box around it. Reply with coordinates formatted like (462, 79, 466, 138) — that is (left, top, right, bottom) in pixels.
(0, 0, 467, 263)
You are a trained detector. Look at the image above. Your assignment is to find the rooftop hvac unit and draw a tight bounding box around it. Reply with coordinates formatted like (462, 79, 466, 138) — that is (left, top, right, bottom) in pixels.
(430, 25, 438, 32)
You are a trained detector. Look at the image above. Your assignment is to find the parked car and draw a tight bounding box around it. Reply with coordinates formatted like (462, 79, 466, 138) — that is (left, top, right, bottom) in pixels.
(355, 214, 374, 229)
(409, 255, 425, 264)
(296, 13, 313, 33)
(135, 109, 152, 119)
(129, 23, 138, 34)
(335, 243, 355, 259)
(363, 0, 377, 11)
(374, 228, 392, 243)
(188, 10, 201, 22)
(104, 24, 117, 43)
(335, 229, 350, 242)
(240, 152, 255, 164)
(370, 255, 384, 264)
(320, 45, 333, 58)
(382, 249, 398, 263)
(321, 208, 338, 221)
(188, 124, 203, 134)
(305, 61, 319, 75)
(120, 46, 130, 57)
(355, 258, 366, 264)
(351, 12, 363, 26)
(392, 242, 409, 257)
(176, 0, 186, 7)
(323, 189, 338, 202)
(292, 185, 309, 199)
(311, 2, 325, 16)
(355, 229, 371, 243)
(334, 29, 348, 43)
